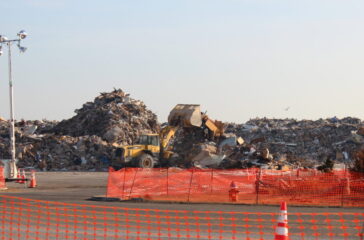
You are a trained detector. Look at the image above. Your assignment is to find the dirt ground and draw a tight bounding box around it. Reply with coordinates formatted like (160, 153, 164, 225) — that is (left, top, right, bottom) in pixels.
(1, 171, 361, 213)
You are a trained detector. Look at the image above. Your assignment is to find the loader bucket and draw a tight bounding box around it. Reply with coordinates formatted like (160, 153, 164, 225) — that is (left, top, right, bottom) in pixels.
(168, 104, 202, 127)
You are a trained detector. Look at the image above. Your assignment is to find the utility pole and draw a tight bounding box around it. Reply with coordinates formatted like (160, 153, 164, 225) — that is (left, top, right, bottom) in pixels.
(0, 30, 28, 178)
(8, 42, 17, 178)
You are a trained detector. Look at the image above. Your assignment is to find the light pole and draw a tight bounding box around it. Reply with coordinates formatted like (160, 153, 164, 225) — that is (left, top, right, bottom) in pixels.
(0, 30, 28, 178)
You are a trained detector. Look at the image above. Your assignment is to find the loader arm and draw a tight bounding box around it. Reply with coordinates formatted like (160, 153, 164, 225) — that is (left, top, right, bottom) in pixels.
(159, 125, 179, 150)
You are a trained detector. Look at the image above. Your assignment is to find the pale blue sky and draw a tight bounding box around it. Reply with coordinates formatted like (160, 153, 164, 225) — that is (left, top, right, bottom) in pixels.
(0, 0, 363, 123)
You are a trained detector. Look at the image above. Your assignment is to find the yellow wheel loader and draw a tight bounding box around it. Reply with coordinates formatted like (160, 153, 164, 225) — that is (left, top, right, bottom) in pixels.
(111, 104, 224, 169)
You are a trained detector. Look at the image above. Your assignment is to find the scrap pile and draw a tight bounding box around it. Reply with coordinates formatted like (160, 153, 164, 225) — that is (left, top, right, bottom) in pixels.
(353, 127, 364, 172)
(169, 129, 284, 169)
(0, 89, 160, 170)
(354, 148, 364, 172)
(0, 88, 363, 171)
(168, 117, 364, 170)
(52, 89, 159, 145)
(224, 117, 364, 169)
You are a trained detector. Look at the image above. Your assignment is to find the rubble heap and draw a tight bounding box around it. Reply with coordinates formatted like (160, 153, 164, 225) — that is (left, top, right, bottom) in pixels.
(0, 89, 363, 171)
(52, 89, 159, 145)
(171, 117, 364, 170)
(353, 127, 364, 172)
(169, 130, 285, 170)
(224, 117, 364, 168)
(354, 148, 364, 172)
(0, 89, 160, 170)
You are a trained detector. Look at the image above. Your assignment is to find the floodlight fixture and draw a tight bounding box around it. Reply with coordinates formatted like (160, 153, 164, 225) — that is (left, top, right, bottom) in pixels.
(0, 29, 28, 178)
(17, 43, 27, 53)
(0, 35, 8, 42)
(17, 30, 27, 40)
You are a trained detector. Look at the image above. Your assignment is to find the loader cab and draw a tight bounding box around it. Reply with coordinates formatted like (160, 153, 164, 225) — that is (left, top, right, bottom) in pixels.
(136, 134, 160, 154)
(136, 134, 160, 146)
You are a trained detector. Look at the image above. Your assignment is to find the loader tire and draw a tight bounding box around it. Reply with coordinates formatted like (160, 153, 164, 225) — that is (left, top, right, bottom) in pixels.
(138, 154, 155, 168)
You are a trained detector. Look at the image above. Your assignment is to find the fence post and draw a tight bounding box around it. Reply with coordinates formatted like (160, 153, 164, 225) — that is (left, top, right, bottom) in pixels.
(341, 177, 350, 207)
(166, 167, 169, 197)
(128, 168, 139, 199)
(255, 169, 262, 205)
(210, 168, 214, 194)
(106, 167, 111, 198)
(341, 180, 345, 207)
(187, 168, 195, 202)
(121, 167, 127, 199)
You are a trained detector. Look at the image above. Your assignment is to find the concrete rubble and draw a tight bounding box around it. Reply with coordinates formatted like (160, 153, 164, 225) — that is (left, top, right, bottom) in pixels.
(0, 89, 363, 171)
(354, 148, 364, 172)
(51, 89, 159, 145)
(0, 89, 159, 170)
(224, 117, 364, 169)
(353, 128, 364, 172)
(166, 117, 364, 170)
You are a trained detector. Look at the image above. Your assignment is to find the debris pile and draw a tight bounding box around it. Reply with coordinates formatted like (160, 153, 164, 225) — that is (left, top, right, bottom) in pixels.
(0, 89, 363, 171)
(52, 89, 159, 145)
(168, 116, 364, 170)
(0, 89, 160, 170)
(18, 135, 114, 170)
(353, 128, 364, 172)
(170, 132, 289, 170)
(354, 148, 364, 172)
(224, 117, 364, 168)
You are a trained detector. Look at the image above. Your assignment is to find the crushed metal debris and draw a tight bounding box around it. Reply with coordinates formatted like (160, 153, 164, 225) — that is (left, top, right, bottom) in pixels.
(0, 89, 363, 172)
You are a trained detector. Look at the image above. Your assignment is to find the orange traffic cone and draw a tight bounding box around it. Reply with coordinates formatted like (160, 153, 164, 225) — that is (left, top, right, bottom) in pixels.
(16, 170, 21, 183)
(0, 166, 7, 190)
(20, 170, 26, 184)
(274, 201, 289, 240)
(229, 181, 239, 202)
(28, 171, 37, 188)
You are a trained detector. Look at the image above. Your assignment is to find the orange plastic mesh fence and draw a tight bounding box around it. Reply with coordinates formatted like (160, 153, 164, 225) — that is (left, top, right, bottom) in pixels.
(0, 195, 362, 240)
(107, 168, 364, 207)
